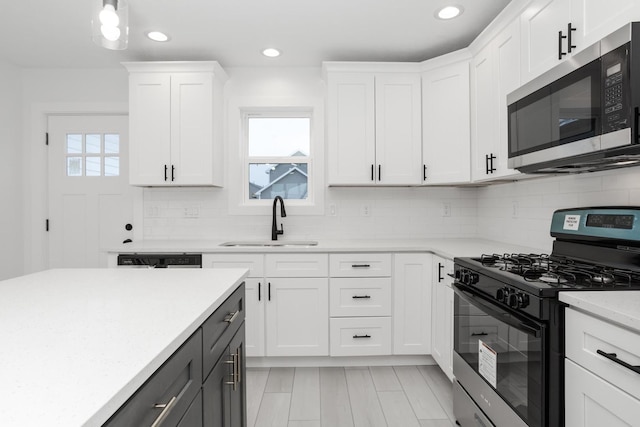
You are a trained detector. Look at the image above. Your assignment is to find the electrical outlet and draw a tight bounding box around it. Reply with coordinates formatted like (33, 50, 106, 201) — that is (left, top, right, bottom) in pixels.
(329, 204, 337, 216)
(442, 202, 451, 217)
(512, 201, 519, 218)
(362, 204, 371, 217)
(184, 206, 200, 218)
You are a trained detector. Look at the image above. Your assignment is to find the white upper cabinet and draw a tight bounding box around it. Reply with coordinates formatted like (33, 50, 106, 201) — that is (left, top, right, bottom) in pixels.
(325, 64, 422, 186)
(471, 20, 522, 182)
(521, 0, 640, 84)
(421, 54, 471, 185)
(124, 61, 228, 186)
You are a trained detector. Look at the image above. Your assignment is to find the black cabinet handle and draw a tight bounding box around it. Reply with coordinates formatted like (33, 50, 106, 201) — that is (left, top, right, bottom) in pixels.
(438, 262, 444, 282)
(471, 332, 488, 337)
(378, 164, 381, 181)
(164, 164, 168, 181)
(351, 264, 371, 268)
(258, 282, 261, 301)
(567, 22, 576, 53)
(352, 295, 371, 299)
(171, 165, 175, 182)
(597, 349, 640, 374)
(353, 334, 371, 339)
(485, 154, 490, 174)
(558, 30, 567, 60)
(371, 164, 374, 181)
(485, 153, 496, 174)
(423, 164, 427, 181)
(268, 282, 271, 301)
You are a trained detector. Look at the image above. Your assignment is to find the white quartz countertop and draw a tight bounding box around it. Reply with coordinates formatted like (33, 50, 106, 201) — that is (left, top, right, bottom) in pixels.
(559, 291, 640, 333)
(110, 238, 548, 260)
(0, 268, 248, 427)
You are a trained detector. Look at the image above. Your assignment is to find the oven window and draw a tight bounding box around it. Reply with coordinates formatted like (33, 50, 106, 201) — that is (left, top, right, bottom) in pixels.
(454, 291, 544, 427)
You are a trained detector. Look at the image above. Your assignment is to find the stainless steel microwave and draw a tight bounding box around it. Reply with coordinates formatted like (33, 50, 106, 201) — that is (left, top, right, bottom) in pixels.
(507, 22, 640, 173)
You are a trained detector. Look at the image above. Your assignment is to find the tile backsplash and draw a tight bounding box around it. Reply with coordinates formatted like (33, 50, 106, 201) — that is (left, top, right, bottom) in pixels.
(476, 167, 640, 251)
(142, 186, 479, 241)
(142, 166, 640, 252)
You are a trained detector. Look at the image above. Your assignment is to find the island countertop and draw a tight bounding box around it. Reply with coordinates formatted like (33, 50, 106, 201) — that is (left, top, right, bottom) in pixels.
(0, 268, 248, 427)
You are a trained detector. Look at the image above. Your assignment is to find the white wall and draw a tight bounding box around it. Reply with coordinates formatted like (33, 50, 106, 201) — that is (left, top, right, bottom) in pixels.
(476, 167, 640, 252)
(0, 61, 24, 279)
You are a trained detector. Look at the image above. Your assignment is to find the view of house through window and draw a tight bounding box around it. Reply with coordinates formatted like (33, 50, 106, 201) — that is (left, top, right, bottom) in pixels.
(247, 116, 310, 200)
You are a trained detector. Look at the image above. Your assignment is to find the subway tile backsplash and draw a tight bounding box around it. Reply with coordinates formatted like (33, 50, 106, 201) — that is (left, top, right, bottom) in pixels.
(142, 167, 640, 253)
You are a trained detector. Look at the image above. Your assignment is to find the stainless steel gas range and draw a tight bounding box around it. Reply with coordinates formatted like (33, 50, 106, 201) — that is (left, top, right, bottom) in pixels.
(452, 207, 640, 427)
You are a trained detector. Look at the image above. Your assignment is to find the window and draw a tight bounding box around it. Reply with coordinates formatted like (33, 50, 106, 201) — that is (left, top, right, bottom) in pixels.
(66, 133, 120, 177)
(244, 112, 312, 201)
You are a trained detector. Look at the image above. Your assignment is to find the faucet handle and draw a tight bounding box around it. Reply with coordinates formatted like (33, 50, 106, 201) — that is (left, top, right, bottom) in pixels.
(278, 223, 284, 235)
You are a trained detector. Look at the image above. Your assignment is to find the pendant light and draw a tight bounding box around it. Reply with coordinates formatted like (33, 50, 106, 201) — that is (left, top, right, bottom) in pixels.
(92, 0, 129, 50)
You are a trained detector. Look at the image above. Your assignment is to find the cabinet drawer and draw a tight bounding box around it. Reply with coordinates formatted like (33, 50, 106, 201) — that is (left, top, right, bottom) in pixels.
(203, 254, 264, 277)
(104, 330, 203, 427)
(565, 308, 640, 398)
(265, 253, 328, 277)
(202, 284, 245, 380)
(330, 317, 391, 356)
(330, 278, 391, 317)
(330, 253, 391, 277)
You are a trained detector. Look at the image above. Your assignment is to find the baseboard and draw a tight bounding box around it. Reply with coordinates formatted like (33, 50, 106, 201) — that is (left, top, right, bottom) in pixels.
(246, 354, 435, 368)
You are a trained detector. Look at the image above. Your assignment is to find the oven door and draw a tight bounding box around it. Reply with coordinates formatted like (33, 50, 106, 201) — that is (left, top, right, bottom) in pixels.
(453, 283, 546, 427)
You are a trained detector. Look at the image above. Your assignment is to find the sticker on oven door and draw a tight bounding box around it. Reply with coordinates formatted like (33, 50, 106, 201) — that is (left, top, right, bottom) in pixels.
(563, 215, 581, 231)
(478, 340, 497, 389)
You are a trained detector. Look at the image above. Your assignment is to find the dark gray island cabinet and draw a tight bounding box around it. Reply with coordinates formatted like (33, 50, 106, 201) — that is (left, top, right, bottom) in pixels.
(104, 284, 245, 427)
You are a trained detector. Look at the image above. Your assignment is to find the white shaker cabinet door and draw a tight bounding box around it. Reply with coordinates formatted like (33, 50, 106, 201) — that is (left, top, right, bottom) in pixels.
(572, 0, 640, 55)
(422, 60, 471, 185)
(129, 73, 172, 186)
(393, 253, 432, 355)
(327, 73, 376, 185)
(374, 73, 422, 185)
(265, 278, 329, 357)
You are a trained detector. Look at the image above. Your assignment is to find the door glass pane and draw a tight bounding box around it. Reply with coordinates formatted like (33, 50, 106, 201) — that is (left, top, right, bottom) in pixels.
(104, 157, 120, 176)
(66, 134, 82, 154)
(86, 157, 101, 176)
(104, 134, 120, 153)
(67, 157, 82, 176)
(86, 134, 101, 154)
(249, 163, 308, 199)
(248, 118, 310, 157)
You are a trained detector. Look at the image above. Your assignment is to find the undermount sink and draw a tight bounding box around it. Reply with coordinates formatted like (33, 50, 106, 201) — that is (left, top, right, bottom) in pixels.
(219, 240, 318, 247)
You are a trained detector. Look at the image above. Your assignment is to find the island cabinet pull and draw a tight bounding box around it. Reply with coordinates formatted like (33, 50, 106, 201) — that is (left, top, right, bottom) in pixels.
(352, 295, 371, 299)
(224, 310, 239, 324)
(597, 349, 640, 374)
(351, 264, 371, 268)
(225, 352, 238, 389)
(151, 396, 178, 427)
(353, 334, 371, 339)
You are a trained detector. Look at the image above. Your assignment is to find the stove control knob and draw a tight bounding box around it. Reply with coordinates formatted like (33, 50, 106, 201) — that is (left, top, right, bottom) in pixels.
(469, 273, 479, 285)
(517, 293, 529, 308)
(461, 271, 470, 285)
(508, 293, 519, 308)
(496, 288, 506, 301)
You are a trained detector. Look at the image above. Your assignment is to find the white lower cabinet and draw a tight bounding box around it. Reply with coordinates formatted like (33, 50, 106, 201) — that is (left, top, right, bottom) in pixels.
(431, 255, 454, 381)
(330, 317, 392, 356)
(329, 253, 393, 357)
(564, 307, 640, 426)
(204, 253, 329, 357)
(265, 277, 329, 356)
(393, 253, 432, 355)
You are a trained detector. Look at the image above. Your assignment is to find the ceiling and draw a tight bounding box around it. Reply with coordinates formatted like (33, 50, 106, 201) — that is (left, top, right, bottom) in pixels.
(1, 0, 512, 69)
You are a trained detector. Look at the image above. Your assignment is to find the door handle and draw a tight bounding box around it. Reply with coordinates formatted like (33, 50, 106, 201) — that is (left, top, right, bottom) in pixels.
(558, 30, 567, 60)
(164, 164, 168, 181)
(171, 165, 175, 182)
(597, 350, 640, 374)
(567, 22, 576, 53)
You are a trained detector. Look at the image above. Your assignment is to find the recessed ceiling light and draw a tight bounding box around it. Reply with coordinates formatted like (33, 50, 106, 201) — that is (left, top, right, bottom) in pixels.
(262, 48, 281, 58)
(146, 31, 169, 42)
(436, 5, 463, 20)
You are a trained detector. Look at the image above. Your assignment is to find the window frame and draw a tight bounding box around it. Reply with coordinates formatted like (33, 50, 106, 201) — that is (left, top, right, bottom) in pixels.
(228, 97, 325, 216)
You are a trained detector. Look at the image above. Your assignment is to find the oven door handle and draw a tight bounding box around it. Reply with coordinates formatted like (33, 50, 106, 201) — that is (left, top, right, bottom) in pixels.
(454, 283, 543, 338)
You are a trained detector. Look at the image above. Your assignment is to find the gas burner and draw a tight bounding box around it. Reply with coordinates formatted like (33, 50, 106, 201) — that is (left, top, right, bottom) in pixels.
(589, 274, 615, 286)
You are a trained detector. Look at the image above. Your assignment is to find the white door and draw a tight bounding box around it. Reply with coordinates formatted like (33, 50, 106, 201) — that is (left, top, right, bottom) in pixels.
(48, 115, 135, 268)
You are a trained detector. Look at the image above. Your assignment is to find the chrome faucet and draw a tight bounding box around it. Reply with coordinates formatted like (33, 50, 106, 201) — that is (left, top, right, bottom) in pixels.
(271, 196, 287, 240)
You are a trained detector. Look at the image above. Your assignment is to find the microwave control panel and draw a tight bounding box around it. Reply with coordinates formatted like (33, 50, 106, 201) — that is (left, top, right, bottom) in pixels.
(602, 43, 630, 133)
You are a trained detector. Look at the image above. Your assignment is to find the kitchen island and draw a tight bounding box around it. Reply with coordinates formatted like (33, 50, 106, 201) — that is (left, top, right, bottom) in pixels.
(0, 268, 248, 427)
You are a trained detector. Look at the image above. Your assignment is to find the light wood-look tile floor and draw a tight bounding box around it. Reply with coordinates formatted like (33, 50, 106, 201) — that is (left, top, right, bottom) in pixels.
(246, 366, 456, 427)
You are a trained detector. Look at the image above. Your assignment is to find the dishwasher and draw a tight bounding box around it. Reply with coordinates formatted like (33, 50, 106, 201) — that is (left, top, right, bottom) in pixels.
(116, 253, 202, 268)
